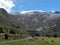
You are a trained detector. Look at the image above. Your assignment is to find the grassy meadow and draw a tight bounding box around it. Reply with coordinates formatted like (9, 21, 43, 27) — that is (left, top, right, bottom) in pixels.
(0, 37, 60, 45)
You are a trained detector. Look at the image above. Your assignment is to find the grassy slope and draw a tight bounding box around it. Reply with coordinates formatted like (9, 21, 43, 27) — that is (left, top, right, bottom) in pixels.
(0, 37, 60, 45)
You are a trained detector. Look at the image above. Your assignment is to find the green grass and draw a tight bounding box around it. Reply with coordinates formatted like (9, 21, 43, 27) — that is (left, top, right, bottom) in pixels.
(0, 37, 60, 45)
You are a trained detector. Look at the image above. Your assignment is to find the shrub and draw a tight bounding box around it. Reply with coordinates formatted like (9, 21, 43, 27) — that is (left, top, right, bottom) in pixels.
(4, 34, 8, 39)
(51, 40, 54, 42)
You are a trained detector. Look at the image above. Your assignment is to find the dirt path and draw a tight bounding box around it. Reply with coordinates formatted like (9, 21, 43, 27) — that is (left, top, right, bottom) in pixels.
(0, 37, 33, 43)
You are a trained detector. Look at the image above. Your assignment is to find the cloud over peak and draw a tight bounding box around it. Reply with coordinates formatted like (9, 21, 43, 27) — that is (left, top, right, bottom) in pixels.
(0, 0, 15, 12)
(20, 10, 45, 14)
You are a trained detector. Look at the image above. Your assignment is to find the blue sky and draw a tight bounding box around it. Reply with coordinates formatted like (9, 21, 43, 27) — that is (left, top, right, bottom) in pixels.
(0, 0, 60, 12)
(12, 0, 60, 12)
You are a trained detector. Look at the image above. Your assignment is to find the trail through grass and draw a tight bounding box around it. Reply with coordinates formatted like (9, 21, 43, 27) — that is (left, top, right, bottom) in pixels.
(0, 37, 60, 45)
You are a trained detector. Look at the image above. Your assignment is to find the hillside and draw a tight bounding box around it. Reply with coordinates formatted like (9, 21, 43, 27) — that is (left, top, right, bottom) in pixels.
(0, 8, 29, 40)
(0, 8, 60, 37)
(12, 11, 60, 37)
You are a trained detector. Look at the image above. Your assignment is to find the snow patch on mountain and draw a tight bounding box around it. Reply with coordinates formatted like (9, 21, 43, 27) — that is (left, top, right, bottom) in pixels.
(20, 10, 45, 14)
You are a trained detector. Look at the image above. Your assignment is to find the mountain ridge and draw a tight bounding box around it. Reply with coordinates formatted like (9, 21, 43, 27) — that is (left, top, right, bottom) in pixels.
(0, 8, 60, 36)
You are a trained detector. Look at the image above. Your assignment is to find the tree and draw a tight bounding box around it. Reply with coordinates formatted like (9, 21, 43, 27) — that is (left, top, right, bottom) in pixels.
(4, 34, 8, 39)
(0, 28, 4, 33)
(10, 29, 15, 34)
(53, 34, 57, 37)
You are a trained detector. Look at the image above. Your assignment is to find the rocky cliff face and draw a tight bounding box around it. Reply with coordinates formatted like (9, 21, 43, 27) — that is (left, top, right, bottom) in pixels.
(0, 8, 60, 36)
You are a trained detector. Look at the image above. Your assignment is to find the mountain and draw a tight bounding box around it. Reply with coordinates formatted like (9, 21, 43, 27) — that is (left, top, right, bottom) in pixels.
(0, 8, 60, 37)
(0, 8, 29, 40)
(13, 11, 50, 30)
(11, 10, 60, 36)
(0, 8, 19, 27)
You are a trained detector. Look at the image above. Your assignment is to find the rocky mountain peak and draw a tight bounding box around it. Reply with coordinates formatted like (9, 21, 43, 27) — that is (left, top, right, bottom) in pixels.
(0, 8, 8, 15)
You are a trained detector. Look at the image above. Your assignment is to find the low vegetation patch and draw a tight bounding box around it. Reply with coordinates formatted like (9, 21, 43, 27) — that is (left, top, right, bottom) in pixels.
(0, 37, 60, 45)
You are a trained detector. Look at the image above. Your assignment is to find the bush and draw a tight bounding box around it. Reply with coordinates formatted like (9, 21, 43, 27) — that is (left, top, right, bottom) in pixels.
(4, 34, 8, 39)
(53, 34, 57, 37)
(10, 30, 15, 34)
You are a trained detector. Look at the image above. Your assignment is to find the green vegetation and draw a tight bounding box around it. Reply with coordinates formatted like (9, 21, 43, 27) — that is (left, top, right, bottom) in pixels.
(0, 8, 30, 41)
(0, 37, 60, 45)
(0, 8, 60, 45)
(0, 24, 29, 40)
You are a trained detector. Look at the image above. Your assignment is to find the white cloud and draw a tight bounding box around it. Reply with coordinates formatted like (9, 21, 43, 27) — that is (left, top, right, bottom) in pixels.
(20, 10, 45, 14)
(51, 10, 55, 13)
(0, 0, 15, 12)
